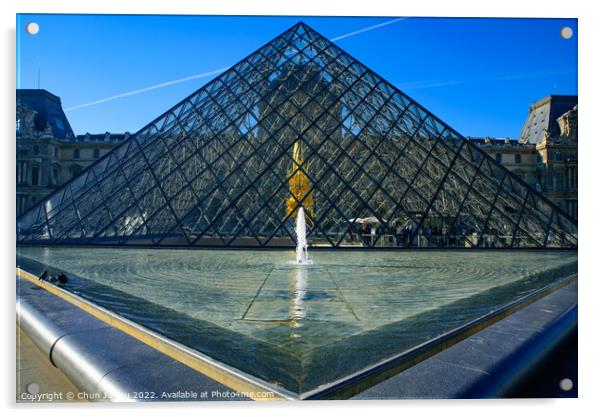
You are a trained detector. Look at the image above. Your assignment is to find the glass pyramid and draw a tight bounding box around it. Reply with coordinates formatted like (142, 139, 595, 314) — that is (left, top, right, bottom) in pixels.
(16, 22, 577, 249)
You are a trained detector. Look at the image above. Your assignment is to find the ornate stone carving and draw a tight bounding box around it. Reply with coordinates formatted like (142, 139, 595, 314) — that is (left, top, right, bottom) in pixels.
(558, 105, 578, 142)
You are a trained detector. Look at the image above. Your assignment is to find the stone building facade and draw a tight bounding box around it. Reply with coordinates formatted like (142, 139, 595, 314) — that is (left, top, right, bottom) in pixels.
(16, 90, 129, 216)
(471, 95, 578, 220)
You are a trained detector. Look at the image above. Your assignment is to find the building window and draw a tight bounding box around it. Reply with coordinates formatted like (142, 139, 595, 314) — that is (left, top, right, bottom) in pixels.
(54, 147, 59, 157)
(555, 151, 562, 161)
(514, 154, 522, 164)
(566, 167, 577, 190)
(52, 166, 60, 185)
(74, 149, 80, 159)
(94, 149, 100, 158)
(17, 161, 26, 184)
(569, 201, 577, 219)
(70, 165, 82, 178)
(555, 172, 564, 191)
(31, 166, 39, 186)
(33, 145, 40, 155)
(17, 195, 26, 216)
(495, 153, 502, 164)
(16, 119, 21, 133)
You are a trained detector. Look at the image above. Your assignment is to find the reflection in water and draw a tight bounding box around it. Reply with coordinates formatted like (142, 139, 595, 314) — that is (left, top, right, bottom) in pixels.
(289, 266, 308, 336)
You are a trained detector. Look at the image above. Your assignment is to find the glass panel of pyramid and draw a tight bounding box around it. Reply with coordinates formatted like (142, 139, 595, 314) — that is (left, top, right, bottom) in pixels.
(16, 22, 577, 249)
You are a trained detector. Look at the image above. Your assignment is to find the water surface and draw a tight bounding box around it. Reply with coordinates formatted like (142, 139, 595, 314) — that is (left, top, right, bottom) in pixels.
(17, 247, 577, 394)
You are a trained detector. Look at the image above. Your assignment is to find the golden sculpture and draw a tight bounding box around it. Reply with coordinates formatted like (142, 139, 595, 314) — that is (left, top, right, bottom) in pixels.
(286, 140, 314, 223)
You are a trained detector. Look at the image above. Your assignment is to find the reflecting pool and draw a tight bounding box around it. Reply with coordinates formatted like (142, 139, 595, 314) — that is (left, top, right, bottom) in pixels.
(16, 247, 577, 395)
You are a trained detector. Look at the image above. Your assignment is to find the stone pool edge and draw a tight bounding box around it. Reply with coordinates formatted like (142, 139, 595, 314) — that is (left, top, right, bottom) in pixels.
(16, 268, 296, 402)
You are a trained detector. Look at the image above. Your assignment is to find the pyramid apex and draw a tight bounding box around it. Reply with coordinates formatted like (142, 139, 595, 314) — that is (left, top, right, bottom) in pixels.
(290, 21, 318, 34)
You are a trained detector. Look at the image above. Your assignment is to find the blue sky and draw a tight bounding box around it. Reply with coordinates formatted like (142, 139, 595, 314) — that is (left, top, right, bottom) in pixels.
(16, 15, 577, 138)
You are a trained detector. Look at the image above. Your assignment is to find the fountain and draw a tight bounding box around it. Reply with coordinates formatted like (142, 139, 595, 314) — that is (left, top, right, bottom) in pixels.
(295, 207, 312, 265)
(292, 207, 310, 331)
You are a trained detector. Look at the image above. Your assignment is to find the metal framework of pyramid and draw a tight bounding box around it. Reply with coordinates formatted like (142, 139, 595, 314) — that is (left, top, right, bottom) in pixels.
(17, 22, 577, 249)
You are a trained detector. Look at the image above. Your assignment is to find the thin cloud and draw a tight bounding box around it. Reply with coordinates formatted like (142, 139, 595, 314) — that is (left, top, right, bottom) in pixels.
(329, 17, 407, 42)
(64, 67, 229, 111)
(65, 18, 407, 112)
